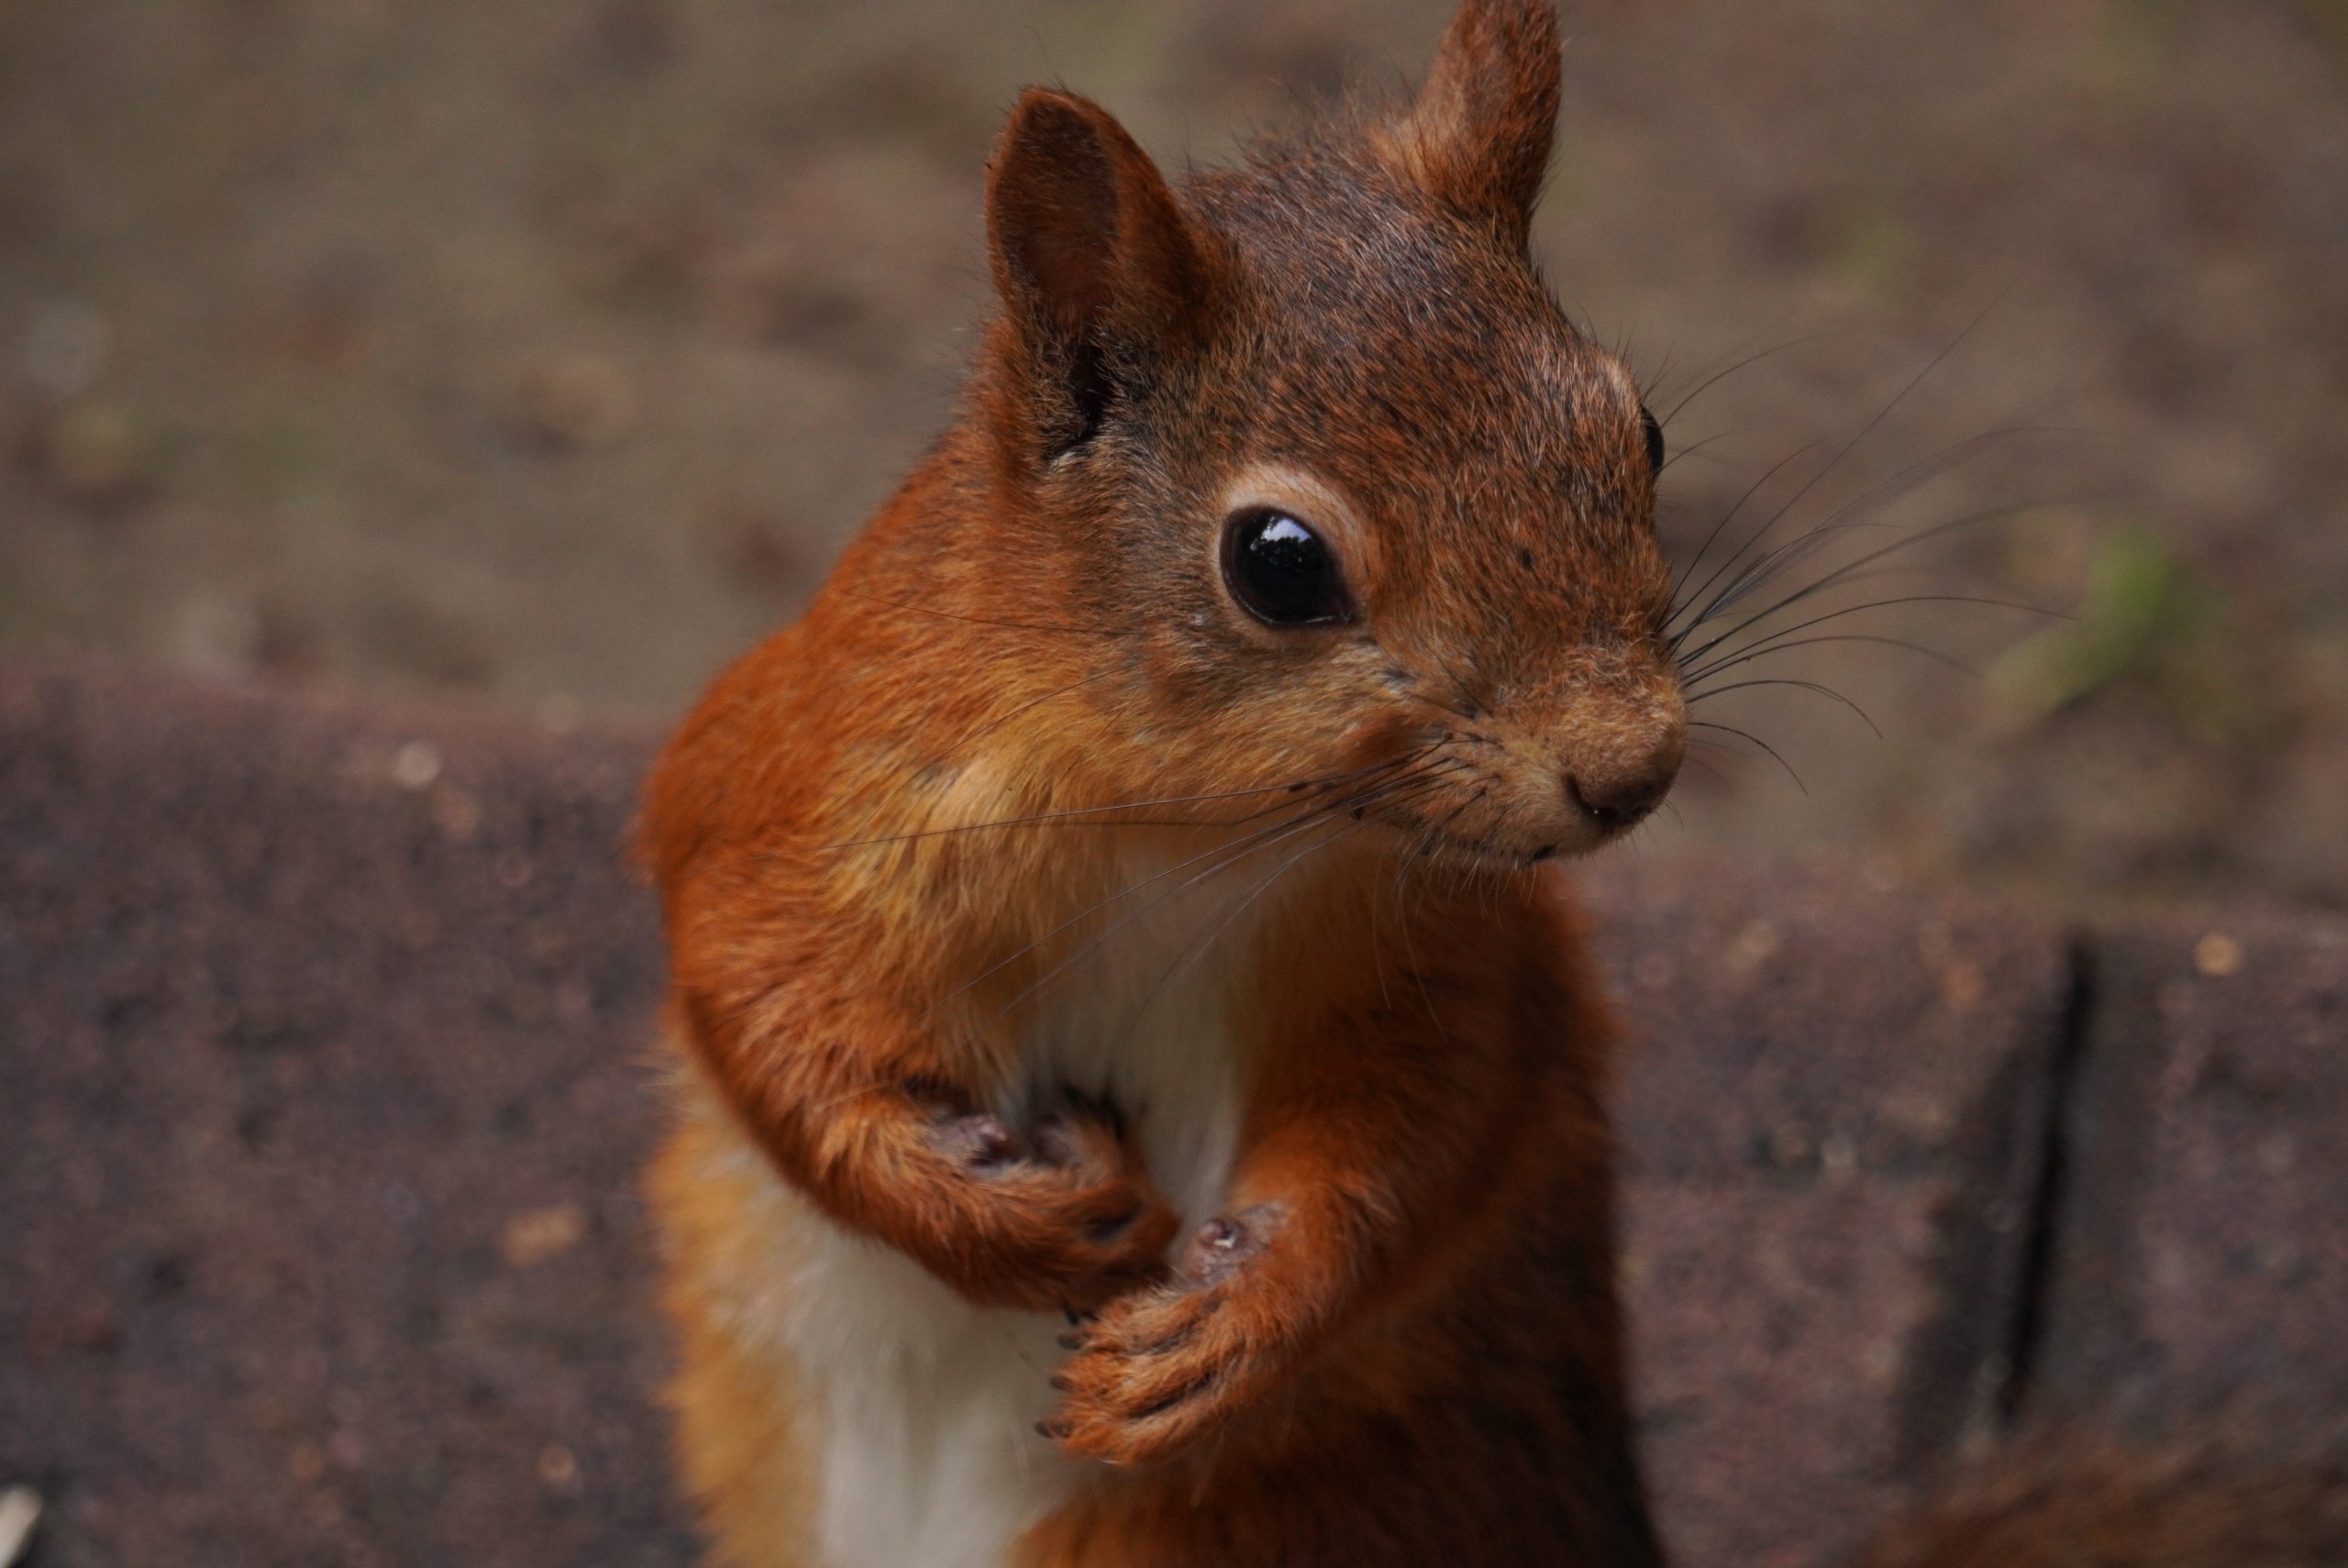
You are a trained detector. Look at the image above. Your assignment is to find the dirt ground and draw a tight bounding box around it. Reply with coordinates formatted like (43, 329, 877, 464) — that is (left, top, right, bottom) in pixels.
(4, 0, 2345, 912)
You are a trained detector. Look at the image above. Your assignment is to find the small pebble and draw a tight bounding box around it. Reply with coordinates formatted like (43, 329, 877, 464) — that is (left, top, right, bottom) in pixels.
(502, 1203, 588, 1268)
(1728, 920, 1779, 977)
(390, 740, 443, 791)
(537, 1444, 581, 1490)
(515, 352, 639, 451)
(2193, 932, 2243, 977)
(1938, 961, 1985, 1010)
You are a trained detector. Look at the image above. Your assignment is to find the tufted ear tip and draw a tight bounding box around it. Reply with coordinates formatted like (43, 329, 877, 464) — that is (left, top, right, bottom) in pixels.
(1389, 0, 1563, 246)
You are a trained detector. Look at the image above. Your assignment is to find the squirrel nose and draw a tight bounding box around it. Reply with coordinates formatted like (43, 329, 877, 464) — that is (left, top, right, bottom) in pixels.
(1566, 737, 1683, 834)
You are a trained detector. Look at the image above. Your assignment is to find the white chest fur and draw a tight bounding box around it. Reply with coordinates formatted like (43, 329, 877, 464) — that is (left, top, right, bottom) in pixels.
(760, 868, 1257, 1568)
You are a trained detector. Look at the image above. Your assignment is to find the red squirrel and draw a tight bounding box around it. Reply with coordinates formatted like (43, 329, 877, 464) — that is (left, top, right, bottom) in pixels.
(638, 3, 2341, 1565)
(645, 3, 1668, 1562)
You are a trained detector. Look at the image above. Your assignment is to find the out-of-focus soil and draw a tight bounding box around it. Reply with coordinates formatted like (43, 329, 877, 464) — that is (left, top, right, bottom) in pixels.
(3, 0, 2345, 909)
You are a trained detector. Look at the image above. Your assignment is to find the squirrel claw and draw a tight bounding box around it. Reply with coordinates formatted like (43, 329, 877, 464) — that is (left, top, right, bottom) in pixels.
(927, 1110, 1022, 1172)
(911, 1088, 1179, 1311)
(1042, 1277, 1276, 1466)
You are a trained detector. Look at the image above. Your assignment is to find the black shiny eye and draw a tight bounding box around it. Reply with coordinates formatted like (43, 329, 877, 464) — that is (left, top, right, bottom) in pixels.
(1640, 406, 1665, 478)
(1221, 509, 1352, 627)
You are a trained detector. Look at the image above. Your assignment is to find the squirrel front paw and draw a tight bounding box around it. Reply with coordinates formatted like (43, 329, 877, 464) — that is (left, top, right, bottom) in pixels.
(1039, 1206, 1286, 1466)
(918, 1091, 1179, 1314)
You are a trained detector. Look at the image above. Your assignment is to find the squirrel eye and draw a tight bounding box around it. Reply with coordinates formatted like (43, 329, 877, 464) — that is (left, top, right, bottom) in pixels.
(1221, 509, 1352, 627)
(1640, 407, 1665, 478)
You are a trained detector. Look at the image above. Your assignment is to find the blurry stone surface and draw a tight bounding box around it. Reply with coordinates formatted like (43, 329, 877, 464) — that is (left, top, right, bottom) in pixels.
(0, 668, 683, 1568)
(1585, 852, 2074, 1568)
(2031, 913, 2348, 1429)
(3, 667, 2342, 1567)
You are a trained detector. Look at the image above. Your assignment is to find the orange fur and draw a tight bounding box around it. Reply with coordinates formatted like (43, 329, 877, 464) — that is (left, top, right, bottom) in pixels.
(641, 4, 1676, 1564)
(651, 1070, 823, 1566)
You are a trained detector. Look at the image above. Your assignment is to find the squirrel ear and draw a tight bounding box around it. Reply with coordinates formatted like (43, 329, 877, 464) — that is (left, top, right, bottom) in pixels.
(1392, 0, 1562, 247)
(984, 88, 1217, 461)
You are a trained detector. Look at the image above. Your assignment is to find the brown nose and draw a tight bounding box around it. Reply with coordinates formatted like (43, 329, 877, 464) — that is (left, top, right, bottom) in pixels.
(1566, 741, 1682, 834)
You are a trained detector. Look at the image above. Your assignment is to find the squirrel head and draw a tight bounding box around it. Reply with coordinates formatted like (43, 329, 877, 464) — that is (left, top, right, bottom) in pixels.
(967, 0, 1682, 865)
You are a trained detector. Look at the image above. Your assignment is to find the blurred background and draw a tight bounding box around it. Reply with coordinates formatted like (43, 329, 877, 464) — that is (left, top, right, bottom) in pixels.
(4, 0, 2345, 913)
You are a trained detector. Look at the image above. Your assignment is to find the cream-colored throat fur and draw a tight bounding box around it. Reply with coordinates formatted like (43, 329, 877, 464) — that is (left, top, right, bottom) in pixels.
(681, 866, 1259, 1568)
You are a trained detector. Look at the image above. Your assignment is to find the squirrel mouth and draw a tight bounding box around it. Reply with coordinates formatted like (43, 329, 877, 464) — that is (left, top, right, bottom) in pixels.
(1379, 807, 1586, 871)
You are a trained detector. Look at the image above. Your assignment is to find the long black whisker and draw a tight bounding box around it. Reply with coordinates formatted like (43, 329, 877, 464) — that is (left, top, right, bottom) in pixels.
(1687, 678, 1883, 737)
(946, 667, 1122, 755)
(1749, 297, 2001, 531)
(811, 755, 1413, 853)
(1658, 331, 1820, 428)
(970, 762, 1465, 1030)
(1410, 784, 1490, 859)
(788, 768, 1451, 1121)
(1685, 593, 2059, 686)
(1390, 834, 1451, 1045)
(1656, 426, 1750, 478)
(1667, 439, 1824, 622)
(1681, 519, 1906, 639)
(1635, 331, 1672, 403)
(1688, 720, 1808, 796)
(1670, 300, 2001, 636)
(1689, 632, 1978, 684)
(936, 752, 1441, 1010)
(1117, 812, 1372, 1046)
(1675, 494, 2103, 676)
(1683, 425, 2075, 635)
(1679, 751, 1734, 795)
(987, 766, 1462, 1027)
